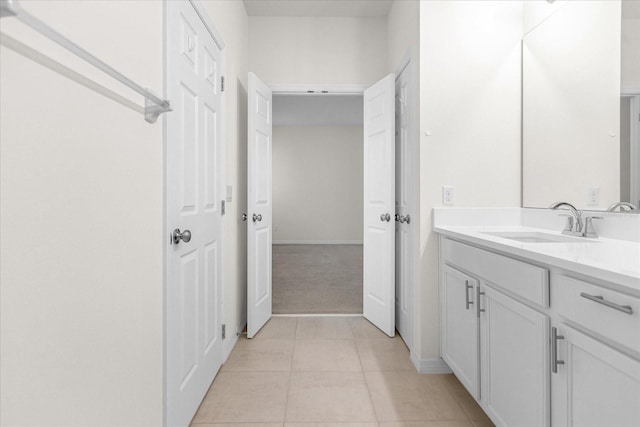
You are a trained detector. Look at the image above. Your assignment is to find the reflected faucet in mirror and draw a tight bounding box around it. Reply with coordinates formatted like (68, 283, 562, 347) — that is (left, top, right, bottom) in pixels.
(607, 202, 639, 212)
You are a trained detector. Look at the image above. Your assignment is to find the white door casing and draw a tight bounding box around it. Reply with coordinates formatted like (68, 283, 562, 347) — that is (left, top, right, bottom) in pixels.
(247, 72, 272, 339)
(166, 1, 225, 425)
(395, 61, 415, 349)
(363, 73, 396, 337)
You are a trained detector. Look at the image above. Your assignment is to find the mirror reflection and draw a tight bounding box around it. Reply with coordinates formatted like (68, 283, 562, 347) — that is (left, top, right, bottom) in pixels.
(522, 0, 640, 212)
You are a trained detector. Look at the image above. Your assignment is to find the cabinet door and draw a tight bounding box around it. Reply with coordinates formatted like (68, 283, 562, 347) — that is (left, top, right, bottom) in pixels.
(441, 265, 480, 398)
(552, 324, 640, 427)
(480, 285, 550, 427)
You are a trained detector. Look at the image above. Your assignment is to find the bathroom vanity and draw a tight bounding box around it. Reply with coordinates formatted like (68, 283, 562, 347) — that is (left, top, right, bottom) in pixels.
(433, 208, 640, 427)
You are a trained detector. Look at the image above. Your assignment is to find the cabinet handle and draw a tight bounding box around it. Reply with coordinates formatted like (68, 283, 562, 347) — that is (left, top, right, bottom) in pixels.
(465, 280, 473, 310)
(551, 326, 565, 374)
(476, 286, 485, 318)
(580, 292, 633, 315)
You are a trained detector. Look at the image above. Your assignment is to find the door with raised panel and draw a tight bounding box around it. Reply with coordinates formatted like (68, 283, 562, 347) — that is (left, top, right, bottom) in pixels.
(363, 73, 396, 337)
(552, 324, 640, 427)
(166, 1, 225, 425)
(480, 285, 549, 427)
(440, 265, 480, 398)
(395, 63, 415, 348)
(247, 72, 272, 338)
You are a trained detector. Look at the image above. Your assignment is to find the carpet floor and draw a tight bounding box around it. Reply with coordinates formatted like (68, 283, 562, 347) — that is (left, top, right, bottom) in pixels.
(272, 244, 363, 314)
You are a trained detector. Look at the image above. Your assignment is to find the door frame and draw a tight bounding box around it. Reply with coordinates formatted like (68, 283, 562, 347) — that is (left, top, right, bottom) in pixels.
(393, 48, 418, 353)
(163, 1, 227, 425)
(267, 78, 417, 344)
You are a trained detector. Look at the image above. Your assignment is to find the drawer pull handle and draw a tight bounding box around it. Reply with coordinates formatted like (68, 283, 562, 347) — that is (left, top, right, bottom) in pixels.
(465, 280, 473, 310)
(476, 286, 485, 318)
(551, 326, 565, 374)
(580, 292, 633, 315)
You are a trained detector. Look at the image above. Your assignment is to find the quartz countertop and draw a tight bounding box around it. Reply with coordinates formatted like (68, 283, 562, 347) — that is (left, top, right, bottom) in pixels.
(433, 224, 640, 294)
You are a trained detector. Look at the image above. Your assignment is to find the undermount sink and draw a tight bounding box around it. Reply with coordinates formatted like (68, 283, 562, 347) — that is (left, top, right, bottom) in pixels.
(482, 231, 594, 243)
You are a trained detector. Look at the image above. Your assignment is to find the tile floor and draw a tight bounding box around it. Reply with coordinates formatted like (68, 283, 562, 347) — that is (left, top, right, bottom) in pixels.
(191, 316, 495, 427)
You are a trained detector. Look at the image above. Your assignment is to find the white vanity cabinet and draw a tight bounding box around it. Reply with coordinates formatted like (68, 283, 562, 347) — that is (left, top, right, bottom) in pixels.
(440, 237, 551, 427)
(439, 236, 640, 427)
(440, 265, 480, 398)
(480, 284, 550, 427)
(551, 274, 640, 427)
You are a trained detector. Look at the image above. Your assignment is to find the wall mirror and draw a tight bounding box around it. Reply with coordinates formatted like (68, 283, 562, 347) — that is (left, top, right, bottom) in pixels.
(522, 0, 640, 212)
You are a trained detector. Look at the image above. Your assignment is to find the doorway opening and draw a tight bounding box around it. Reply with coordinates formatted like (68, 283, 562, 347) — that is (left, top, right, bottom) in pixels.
(271, 94, 364, 314)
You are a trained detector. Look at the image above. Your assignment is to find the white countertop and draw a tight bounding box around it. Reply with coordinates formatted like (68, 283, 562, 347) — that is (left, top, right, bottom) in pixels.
(433, 219, 640, 295)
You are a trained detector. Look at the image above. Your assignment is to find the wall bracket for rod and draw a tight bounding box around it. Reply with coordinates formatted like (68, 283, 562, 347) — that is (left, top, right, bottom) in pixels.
(145, 91, 172, 124)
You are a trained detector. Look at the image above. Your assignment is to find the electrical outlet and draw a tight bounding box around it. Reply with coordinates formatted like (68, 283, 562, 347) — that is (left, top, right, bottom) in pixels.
(587, 187, 600, 207)
(443, 186, 455, 206)
(274, 225, 279, 232)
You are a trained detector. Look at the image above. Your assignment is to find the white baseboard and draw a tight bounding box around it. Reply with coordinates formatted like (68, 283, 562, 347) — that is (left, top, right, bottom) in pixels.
(273, 240, 363, 245)
(410, 352, 453, 374)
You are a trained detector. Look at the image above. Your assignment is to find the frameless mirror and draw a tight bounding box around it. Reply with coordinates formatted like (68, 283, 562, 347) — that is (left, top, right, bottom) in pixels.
(522, 0, 640, 212)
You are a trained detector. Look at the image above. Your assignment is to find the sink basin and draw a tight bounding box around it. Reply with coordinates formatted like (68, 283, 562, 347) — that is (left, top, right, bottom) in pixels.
(482, 231, 592, 243)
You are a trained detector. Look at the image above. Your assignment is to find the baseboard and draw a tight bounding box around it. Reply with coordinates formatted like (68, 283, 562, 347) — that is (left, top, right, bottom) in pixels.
(273, 240, 363, 245)
(410, 352, 453, 374)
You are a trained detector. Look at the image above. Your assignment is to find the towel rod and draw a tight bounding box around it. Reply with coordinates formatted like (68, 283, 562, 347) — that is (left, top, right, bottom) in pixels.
(0, 0, 171, 123)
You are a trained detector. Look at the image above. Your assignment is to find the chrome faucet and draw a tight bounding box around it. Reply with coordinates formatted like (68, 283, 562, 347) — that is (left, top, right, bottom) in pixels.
(549, 202, 583, 236)
(607, 202, 638, 212)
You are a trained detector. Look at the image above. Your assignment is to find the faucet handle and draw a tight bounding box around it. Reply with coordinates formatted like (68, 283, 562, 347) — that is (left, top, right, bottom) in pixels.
(583, 216, 603, 238)
(557, 213, 574, 233)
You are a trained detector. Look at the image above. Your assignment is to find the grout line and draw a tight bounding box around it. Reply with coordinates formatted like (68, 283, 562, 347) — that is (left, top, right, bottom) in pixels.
(281, 316, 298, 423)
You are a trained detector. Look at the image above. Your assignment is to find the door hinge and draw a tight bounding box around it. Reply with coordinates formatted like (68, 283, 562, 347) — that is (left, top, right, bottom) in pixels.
(221, 76, 225, 92)
(222, 324, 226, 339)
(221, 200, 226, 215)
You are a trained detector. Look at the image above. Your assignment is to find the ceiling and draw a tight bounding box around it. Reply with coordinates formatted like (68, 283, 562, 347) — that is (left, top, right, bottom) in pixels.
(243, 0, 394, 17)
(273, 94, 363, 126)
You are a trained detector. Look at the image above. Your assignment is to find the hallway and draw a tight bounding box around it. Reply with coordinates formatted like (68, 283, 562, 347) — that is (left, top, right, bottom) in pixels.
(190, 316, 493, 426)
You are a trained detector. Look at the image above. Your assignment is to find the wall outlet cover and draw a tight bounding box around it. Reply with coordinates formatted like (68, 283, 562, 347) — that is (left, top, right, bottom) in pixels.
(587, 187, 600, 206)
(443, 186, 455, 206)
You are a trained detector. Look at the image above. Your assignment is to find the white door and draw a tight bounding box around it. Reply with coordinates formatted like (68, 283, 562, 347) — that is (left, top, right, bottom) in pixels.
(440, 265, 480, 399)
(395, 63, 415, 348)
(363, 73, 396, 337)
(166, 1, 225, 426)
(480, 285, 550, 427)
(552, 324, 640, 427)
(247, 72, 272, 338)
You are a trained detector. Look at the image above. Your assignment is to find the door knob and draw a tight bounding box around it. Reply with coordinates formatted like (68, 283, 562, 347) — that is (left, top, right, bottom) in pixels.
(380, 213, 391, 222)
(252, 213, 262, 222)
(399, 214, 411, 224)
(241, 213, 247, 221)
(172, 228, 192, 244)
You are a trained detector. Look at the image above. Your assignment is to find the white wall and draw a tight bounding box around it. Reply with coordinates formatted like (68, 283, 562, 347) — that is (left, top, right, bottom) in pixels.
(418, 0, 523, 364)
(622, 16, 640, 92)
(0, 1, 164, 425)
(248, 15, 387, 85)
(273, 126, 363, 242)
(201, 0, 250, 354)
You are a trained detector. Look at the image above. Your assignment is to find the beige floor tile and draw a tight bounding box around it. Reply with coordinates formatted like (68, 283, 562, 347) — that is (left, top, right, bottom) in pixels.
(293, 339, 362, 372)
(285, 372, 377, 422)
(365, 371, 468, 422)
(348, 317, 391, 340)
(285, 424, 378, 427)
(252, 317, 298, 340)
(192, 424, 282, 427)
(356, 337, 414, 371)
(471, 420, 495, 427)
(296, 317, 355, 340)
(447, 391, 492, 424)
(221, 338, 294, 372)
(192, 372, 289, 423)
(379, 422, 474, 427)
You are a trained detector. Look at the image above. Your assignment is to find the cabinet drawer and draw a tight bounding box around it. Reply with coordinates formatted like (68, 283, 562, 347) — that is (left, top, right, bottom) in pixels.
(554, 275, 640, 351)
(441, 238, 549, 307)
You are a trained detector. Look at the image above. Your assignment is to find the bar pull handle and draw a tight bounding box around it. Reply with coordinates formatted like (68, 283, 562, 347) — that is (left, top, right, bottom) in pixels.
(465, 280, 473, 310)
(580, 292, 633, 315)
(476, 286, 485, 318)
(552, 326, 565, 374)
